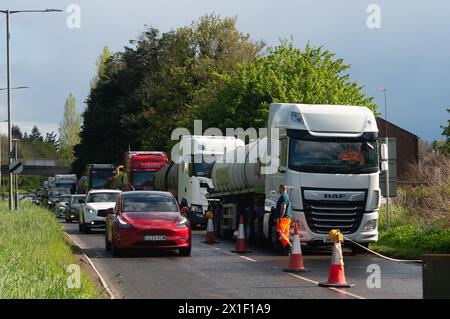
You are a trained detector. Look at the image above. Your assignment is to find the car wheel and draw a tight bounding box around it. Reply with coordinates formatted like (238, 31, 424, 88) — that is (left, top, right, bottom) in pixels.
(105, 235, 112, 251)
(179, 246, 191, 256)
(111, 236, 123, 257)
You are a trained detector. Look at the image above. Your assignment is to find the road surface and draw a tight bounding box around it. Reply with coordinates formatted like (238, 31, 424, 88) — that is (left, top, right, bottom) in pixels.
(62, 222, 422, 299)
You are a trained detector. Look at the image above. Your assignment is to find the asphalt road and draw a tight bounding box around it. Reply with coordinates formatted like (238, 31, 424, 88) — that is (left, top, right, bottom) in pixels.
(62, 222, 422, 299)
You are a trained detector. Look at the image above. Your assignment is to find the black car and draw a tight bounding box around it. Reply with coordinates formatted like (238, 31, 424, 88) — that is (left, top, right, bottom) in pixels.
(65, 194, 86, 223)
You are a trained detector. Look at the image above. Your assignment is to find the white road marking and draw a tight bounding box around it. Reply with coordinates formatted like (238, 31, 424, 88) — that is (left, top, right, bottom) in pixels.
(65, 232, 116, 299)
(288, 273, 366, 299)
(240, 256, 258, 262)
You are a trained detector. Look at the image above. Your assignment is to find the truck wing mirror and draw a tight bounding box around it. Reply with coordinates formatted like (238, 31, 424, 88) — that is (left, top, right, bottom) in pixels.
(381, 161, 389, 172)
(380, 143, 388, 161)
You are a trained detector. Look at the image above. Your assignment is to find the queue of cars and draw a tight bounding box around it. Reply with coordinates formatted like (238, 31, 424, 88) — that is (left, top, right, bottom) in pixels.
(53, 189, 192, 257)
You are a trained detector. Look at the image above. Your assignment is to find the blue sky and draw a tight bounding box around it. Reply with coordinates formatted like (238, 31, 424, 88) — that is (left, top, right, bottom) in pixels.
(0, 0, 448, 141)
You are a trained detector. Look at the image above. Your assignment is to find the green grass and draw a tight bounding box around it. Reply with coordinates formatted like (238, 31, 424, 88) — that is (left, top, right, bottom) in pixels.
(0, 203, 101, 299)
(371, 183, 450, 259)
(371, 224, 450, 259)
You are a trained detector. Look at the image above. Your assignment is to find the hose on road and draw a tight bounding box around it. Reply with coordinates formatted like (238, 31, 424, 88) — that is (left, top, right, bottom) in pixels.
(344, 236, 422, 264)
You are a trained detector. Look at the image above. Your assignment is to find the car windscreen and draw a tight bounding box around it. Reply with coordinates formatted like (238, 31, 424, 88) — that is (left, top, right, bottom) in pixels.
(122, 193, 178, 213)
(71, 196, 85, 204)
(87, 192, 119, 203)
(61, 196, 71, 202)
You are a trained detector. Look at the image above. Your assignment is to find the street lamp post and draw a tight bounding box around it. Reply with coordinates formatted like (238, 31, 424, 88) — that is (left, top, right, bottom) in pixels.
(380, 87, 390, 229)
(0, 8, 62, 210)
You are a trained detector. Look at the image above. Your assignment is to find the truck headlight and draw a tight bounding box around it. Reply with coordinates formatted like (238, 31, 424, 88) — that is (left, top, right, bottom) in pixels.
(363, 220, 377, 231)
(191, 205, 203, 214)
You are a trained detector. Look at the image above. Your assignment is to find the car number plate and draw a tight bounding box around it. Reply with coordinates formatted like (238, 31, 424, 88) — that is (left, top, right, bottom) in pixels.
(144, 235, 165, 241)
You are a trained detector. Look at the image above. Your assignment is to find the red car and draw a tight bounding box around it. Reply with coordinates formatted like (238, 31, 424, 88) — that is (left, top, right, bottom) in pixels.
(105, 191, 191, 257)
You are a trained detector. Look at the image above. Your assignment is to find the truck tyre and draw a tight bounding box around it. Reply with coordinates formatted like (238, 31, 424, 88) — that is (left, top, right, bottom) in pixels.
(218, 207, 234, 239)
(214, 208, 221, 238)
(349, 242, 369, 254)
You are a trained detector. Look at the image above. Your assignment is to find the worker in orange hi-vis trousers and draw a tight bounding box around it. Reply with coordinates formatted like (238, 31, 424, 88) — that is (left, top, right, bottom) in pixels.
(275, 185, 293, 247)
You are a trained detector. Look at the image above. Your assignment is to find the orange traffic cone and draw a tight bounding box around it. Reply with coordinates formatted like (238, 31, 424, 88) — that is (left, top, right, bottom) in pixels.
(203, 211, 219, 244)
(231, 215, 252, 253)
(282, 223, 309, 273)
(319, 229, 354, 288)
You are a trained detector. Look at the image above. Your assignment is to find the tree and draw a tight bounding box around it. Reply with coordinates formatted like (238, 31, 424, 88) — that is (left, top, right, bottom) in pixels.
(29, 126, 43, 142)
(45, 131, 59, 150)
(12, 125, 23, 140)
(438, 109, 450, 156)
(90, 46, 112, 89)
(59, 93, 81, 161)
(73, 14, 264, 175)
(198, 42, 377, 130)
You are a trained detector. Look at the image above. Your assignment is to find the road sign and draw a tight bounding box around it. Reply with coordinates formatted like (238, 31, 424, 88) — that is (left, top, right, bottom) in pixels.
(9, 160, 23, 175)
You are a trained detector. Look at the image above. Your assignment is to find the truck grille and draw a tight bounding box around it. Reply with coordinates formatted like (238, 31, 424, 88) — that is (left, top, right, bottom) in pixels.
(302, 189, 366, 235)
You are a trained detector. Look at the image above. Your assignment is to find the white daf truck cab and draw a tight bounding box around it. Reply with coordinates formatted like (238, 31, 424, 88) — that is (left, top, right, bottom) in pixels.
(209, 103, 382, 253)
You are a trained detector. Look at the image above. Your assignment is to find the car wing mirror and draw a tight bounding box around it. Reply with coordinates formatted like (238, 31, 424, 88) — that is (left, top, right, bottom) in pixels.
(106, 208, 115, 215)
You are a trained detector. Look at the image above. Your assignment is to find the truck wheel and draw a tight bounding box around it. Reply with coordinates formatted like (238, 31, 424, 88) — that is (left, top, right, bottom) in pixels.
(221, 228, 234, 240)
(349, 242, 369, 254)
(214, 209, 221, 238)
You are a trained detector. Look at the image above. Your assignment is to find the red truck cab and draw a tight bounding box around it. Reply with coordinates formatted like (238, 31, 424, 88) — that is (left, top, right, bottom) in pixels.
(124, 151, 169, 191)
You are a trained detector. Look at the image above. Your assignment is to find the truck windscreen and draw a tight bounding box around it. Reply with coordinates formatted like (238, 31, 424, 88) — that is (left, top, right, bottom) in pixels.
(193, 162, 214, 178)
(289, 138, 379, 174)
(91, 169, 116, 188)
(132, 172, 156, 190)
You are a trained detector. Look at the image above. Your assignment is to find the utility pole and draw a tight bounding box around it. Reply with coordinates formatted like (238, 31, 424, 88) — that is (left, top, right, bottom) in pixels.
(0, 8, 62, 210)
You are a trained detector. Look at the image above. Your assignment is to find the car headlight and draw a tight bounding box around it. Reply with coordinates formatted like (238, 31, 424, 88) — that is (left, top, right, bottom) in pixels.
(363, 220, 377, 231)
(86, 208, 95, 214)
(176, 217, 189, 228)
(116, 216, 132, 229)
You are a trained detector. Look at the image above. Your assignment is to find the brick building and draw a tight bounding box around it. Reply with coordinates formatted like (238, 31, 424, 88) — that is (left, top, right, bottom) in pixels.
(376, 118, 419, 181)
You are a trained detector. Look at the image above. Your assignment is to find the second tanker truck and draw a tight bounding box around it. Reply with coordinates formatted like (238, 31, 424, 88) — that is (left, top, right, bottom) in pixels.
(208, 103, 385, 253)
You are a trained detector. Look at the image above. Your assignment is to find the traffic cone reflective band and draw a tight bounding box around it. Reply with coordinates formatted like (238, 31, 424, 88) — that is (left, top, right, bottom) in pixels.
(231, 215, 252, 253)
(319, 229, 354, 288)
(282, 223, 309, 273)
(203, 211, 219, 244)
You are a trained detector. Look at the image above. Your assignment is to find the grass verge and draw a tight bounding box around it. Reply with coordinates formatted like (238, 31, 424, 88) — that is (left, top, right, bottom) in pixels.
(0, 203, 101, 298)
